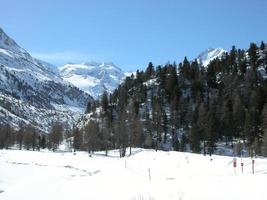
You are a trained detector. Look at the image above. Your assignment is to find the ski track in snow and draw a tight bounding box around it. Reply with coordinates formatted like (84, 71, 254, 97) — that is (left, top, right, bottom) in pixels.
(4, 160, 101, 177)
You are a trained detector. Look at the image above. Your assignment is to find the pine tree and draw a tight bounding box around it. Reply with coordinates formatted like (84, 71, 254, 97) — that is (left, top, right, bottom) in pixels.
(0, 125, 5, 149)
(31, 126, 37, 151)
(180, 57, 191, 80)
(84, 120, 99, 156)
(86, 102, 92, 113)
(73, 127, 82, 152)
(262, 103, 267, 156)
(23, 124, 36, 150)
(153, 98, 162, 151)
(126, 103, 138, 155)
(145, 62, 155, 79)
(170, 96, 180, 150)
(262, 131, 267, 156)
(260, 41, 265, 51)
(180, 133, 187, 152)
(221, 99, 235, 143)
(206, 60, 218, 88)
(117, 85, 127, 112)
(233, 94, 245, 139)
(101, 92, 109, 113)
(17, 123, 25, 150)
(248, 43, 259, 69)
(162, 110, 168, 144)
(144, 107, 153, 148)
(189, 123, 201, 153)
(49, 121, 63, 152)
(165, 64, 178, 101)
(205, 96, 219, 155)
(243, 110, 258, 156)
(40, 135, 46, 149)
(237, 49, 247, 75)
(1, 123, 14, 149)
(115, 110, 127, 157)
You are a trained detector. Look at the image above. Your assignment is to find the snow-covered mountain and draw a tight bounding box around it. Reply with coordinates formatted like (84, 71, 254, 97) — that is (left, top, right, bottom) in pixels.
(59, 62, 126, 99)
(59, 48, 227, 99)
(0, 28, 92, 132)
(196, 48, 226, 67)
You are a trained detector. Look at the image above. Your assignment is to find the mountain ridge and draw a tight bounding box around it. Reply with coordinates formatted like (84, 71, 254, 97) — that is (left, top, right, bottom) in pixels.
(0, 28, 92, 132)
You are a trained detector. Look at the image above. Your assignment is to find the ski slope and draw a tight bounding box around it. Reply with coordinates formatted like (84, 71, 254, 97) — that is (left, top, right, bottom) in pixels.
(0, 149, 266, 200)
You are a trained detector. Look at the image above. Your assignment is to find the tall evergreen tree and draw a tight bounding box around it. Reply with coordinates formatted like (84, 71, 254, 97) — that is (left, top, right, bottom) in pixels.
(84, 120, 99, 156)
(189, 123, 201, 153)
(49, 121, 63, 152)
(73, 127, 83, 152)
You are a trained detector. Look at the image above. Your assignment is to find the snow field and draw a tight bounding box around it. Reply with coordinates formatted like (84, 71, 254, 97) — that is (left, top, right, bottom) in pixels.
(0, 149, 266, 200)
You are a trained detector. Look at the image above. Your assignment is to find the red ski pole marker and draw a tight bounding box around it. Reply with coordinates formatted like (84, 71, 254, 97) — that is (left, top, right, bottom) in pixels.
(233, 158, 237, 168)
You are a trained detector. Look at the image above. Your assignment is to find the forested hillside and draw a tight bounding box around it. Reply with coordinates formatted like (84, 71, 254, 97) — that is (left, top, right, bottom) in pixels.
(77, 42, 267, 157)
(2, 42, 267, 158)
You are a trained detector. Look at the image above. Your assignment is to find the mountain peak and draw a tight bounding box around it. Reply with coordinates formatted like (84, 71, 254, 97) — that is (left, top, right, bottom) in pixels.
(0, 28, 18, 48)
(100, 62, 116, 66)
(0, 27, 29, 57)
(82, 61, 101, 66)
(59, 62, 125, 99)
(197, 48, 226, 67)
(82, 61, 121, 71)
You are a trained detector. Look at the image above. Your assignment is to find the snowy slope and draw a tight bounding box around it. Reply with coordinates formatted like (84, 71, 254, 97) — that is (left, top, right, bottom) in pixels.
(0, 28, 92, 132)
(197, 48, 226, 67)
(0, 149, 266, 200)
(59, 62, 126, 99)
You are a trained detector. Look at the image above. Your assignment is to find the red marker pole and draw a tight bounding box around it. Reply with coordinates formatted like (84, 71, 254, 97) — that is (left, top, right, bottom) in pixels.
(233, 158, 237, 175)
(252, 159, 255, 174)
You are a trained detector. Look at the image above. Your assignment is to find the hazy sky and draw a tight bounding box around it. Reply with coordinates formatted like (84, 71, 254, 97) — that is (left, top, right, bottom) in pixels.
(1, 0, 267, 71)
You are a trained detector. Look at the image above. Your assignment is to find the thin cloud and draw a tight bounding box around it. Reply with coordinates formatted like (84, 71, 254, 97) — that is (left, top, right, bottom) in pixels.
(31, 51, 91, 64)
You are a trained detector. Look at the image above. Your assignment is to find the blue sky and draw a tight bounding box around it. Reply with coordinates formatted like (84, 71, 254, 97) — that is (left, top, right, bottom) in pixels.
(1, 0, 267, 71)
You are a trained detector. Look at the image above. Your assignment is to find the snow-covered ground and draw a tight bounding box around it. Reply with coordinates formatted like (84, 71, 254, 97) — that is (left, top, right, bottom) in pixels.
(0, 149, 266, 200)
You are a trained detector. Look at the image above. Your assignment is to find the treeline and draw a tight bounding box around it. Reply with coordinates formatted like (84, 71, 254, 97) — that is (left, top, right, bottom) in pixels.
(82, 42, 267, 157)
(0, 122, 64, 151)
